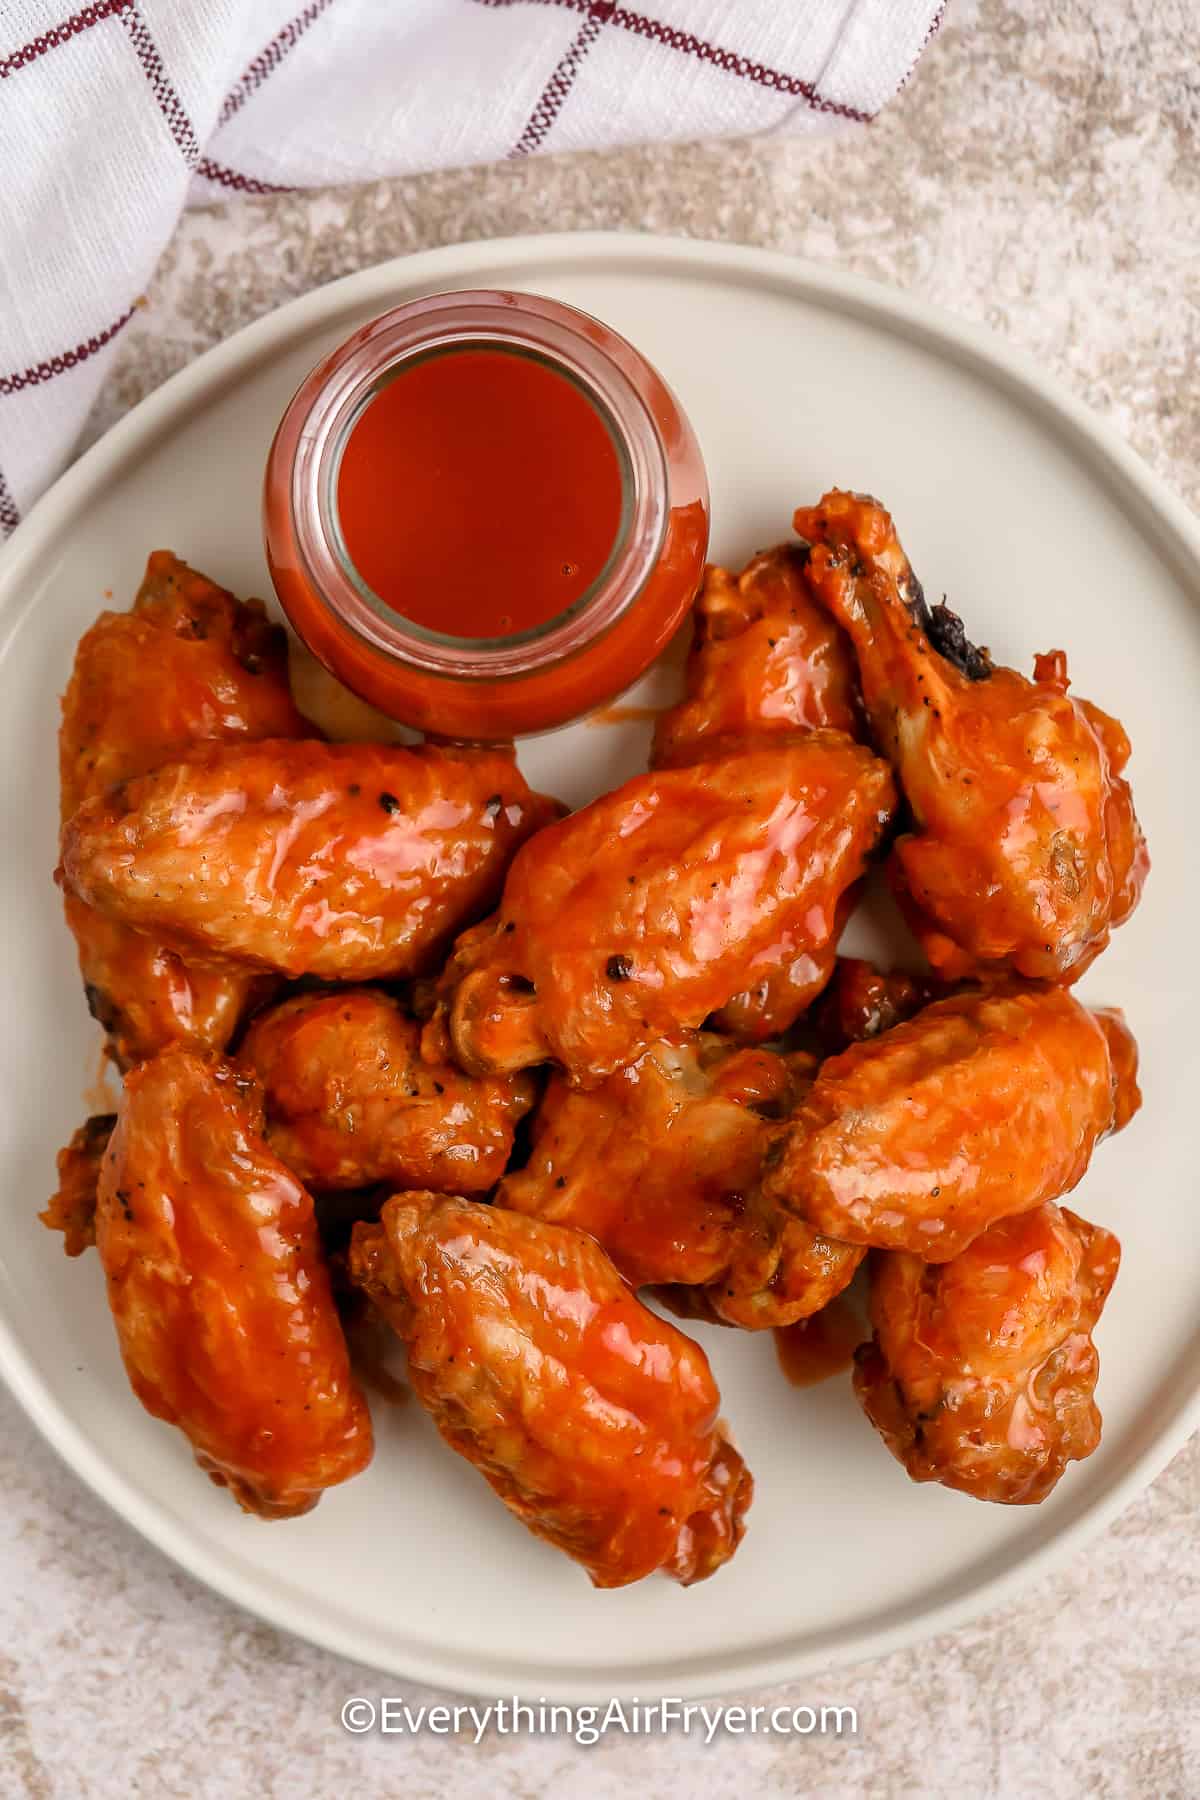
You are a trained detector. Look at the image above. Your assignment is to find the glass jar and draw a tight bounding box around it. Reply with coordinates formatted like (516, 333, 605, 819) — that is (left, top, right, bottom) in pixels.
(263, 289, 709, 740)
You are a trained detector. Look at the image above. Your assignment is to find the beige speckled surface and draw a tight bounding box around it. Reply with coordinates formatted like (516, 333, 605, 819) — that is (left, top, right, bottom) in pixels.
(5, 1, 1199, 1794)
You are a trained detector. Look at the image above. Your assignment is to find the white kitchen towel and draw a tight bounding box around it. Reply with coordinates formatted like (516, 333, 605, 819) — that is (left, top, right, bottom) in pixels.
(0, 0, 943, 537)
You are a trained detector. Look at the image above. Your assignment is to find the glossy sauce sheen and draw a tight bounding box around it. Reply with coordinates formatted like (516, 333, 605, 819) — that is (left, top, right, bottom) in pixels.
(59, 740, 559, 981)
(96, 1049, 373, 1517)
(335, 349, 625, 639)
(351, 1193, 752, 1588)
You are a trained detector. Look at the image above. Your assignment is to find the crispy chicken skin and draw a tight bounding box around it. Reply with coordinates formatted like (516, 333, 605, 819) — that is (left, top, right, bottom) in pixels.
(238, 988, 536, 1192)
(653, 546, 864, 1043)
(59, 552, 310, 1067)
(61, 739, 558, 981)
(350, 1193, 752, 1586)
(795, 490, 1148, 982)
(40, 1113, 114, 1256)
(854, 1202, 1120, 1503)
(441, 733, 895, 1087)
(764, 983, 1139, 1261)
(96, 1047, 372, 1517)
(498, 1036, 862, 1328)
(651, 546, 860, 768)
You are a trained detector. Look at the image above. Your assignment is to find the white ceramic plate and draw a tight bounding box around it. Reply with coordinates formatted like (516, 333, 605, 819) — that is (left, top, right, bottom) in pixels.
(1, 235, 1197, 1702)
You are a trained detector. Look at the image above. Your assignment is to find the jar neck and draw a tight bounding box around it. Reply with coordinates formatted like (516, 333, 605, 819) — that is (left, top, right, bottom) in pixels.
(286, 292, 669, 681)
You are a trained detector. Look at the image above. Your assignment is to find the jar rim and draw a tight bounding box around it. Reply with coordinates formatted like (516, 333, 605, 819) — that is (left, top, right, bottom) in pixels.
(281, 290, 670, 684)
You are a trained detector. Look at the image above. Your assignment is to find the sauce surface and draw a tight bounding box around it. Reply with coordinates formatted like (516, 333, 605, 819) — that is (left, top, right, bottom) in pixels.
(335, 347, 625, 641)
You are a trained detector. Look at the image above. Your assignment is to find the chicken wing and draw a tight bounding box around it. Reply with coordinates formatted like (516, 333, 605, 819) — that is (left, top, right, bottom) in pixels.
(764, 983, 1139, 1260)
(795, 490, 1148, 981)
(96, 1047, 373, 1517)
(238, 987, 536, 1192)
(60, 740, 558, 981)
(651, 546, 860, 768)
(498, 1035, 861, 1327)
(60, 551, 310, 822)
(652, 547, 866, 1042)
(350, 1193, 752, 1586)
(854, 1202, 1120, 1503)
(40, 1113, 114, 1256)
(440, 733, 895, 1087)
(59, 552, 310, 1067)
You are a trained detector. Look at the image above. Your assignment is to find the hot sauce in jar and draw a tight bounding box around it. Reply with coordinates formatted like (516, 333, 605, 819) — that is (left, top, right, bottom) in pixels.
(264, 290, 709, 739)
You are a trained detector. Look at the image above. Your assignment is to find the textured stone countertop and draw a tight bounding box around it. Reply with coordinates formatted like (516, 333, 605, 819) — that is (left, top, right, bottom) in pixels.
(4, 2, 1197, 1795)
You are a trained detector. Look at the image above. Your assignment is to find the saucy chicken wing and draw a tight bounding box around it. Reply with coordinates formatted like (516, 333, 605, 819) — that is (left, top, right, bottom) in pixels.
(764, 983, 1139, 1260)
(854, 1202, 1120, 1503)
(96, 1047, 373, 1517)
(440, 733, 895, 1087)
(651, 546, 860, 768)
(40, 1113, 114, 1256)
(498, 1036, 862, 1327)
(795, 490, 1148, 981)
(61, 740, 558, 981)
(350, 1193, 752, 1586)
(653, 546, 866, 1042)
(238, 988, 536, 1192)
(59, 551, 310, 1067)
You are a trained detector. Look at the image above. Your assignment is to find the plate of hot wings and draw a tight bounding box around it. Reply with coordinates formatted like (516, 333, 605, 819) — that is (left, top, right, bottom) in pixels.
(2, 236, 1198, 1699)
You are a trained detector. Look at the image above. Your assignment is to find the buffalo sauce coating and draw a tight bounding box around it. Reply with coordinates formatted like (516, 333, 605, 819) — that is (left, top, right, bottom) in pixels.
(60, 739, 560, 981)
(350, 1193, 752, 1587)
(764, 983, 1132, 1261)
(442, 731, 895, 1087)
(653, 546, 864, 1043)
(708, 897, 852, 1046)
(497, 1036, 862, 1330)
(238, 987, 536, 1191)
(62, 889, 277, 1073)
(496, 1036, 780, 1287)
(335, 348, 625, 641)
(59, 550, 311, 824)
(58, 551, 310, 1066)
(796, 489, 1148, 983)
(651, 545, 861, 769)
(95, 1047, 372, 1517)
(854, 1202, 1120, 1503)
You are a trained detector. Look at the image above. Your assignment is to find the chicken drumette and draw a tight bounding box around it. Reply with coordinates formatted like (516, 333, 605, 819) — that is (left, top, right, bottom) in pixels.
(96, 1047, 372, 1517)
(438, 733, 894, 1088)
(764, 983, 1139, 1260)
(795, 490, 1148, 982)
(238, 988, 536, 1192)
(60, 740, 558, 981)
(498, 1035, 862, 1328)
(854, 1202, 1120, 1503)
(59, 551, 311, 1068)
(350, 1193, 752, 1587)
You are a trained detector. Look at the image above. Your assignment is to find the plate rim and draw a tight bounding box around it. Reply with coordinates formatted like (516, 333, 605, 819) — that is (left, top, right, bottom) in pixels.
(2, 230, 1197, 1701)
